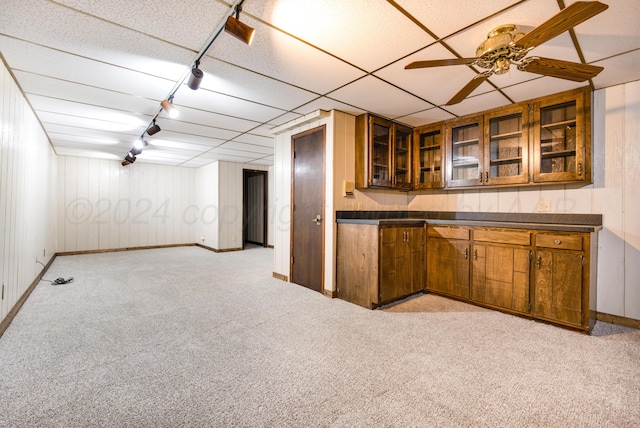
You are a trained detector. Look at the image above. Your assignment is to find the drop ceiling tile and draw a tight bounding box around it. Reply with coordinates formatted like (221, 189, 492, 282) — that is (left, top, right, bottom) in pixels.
(245, 0, 436, 72)
(157, 121, 240, 142)
(231, 133, 274, 148)
(591, 50, 640, 89)
(172, 86, 286, 123)
(375, 43, 483, 107)
(198, 56, 319, 110)
(145, 138, 213, 153)
(210, 18, 366, 95)
(180, 158, 214, 168)
(53, 0, 226, 51)
(394, 107, 456, 127)
(36, 110, 147, 134)
(161, 106, 261, 134)
(500, 77, 587, 103)
(1, 0, 193, 79)
(54, 147, 123, 161)
(442, 90, 512, 117)
(265, 112, 304, 127)
(216, 141, 273, 156)
(48, 132, 128, 148)
(293, 96, 366, 118)
(0, 36, 174, 100)
(568, 0, 640, 63)
(248, 156, 274, 166)
(199, 151, 257, 162)
(327, 75, 433, 119)
(396, 0, 521, 39)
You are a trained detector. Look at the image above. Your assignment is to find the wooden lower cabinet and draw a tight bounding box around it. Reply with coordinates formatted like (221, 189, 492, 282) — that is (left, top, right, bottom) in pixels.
(532, 232, 590, 328)
(337, 222, 425, 309)
(426, 225, 596, 331)
(426, 226, 470, 299)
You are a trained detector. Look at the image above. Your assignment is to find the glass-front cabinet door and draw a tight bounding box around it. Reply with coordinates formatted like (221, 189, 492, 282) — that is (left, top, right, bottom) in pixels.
(447, 116, 483, 188)
(414, 123, 444, 189)
(393, 124, 413, 190)
(369, 116, 393, 188)
(533, 90, 587, 183)
(483, 105, 529, 185)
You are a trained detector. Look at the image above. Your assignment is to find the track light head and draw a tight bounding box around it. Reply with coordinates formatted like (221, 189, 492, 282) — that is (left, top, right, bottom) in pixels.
(134, 138, 149, 150)
(225, 15, 255, 45)
(121, 160, 131, 167)
(146, 121, 161, 135)
(161, 98, 179, 118)
(124, 154, 136, 164)
(187, 65, 204, 90)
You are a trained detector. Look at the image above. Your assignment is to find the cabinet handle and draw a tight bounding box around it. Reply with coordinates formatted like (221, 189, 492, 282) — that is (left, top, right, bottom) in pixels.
(464, 248, 468, 260)
(473, 248, 477, 260)
(485, 172, 489, 183)
(536, 255, 542, 269)
(479, 171, 483, 183)
(578, 163, 583, 176)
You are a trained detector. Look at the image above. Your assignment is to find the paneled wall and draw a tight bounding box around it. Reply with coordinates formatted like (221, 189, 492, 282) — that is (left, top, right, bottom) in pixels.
(196, 161, 271, 251)
(1, 63, 57, 325)
(56, 157, 196, 252)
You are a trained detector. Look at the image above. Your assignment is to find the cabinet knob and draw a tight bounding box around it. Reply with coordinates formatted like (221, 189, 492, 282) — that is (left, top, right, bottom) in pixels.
(536, 255, 542, 269)
(554, 239, 561, 245)
(464, 248, 468, 259)
(473, 248, 477, 260)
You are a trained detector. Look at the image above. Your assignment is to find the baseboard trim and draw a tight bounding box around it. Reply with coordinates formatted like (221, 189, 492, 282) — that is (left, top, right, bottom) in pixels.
(597, 312, 640, 330)
(195, 244, 242, 253)
(323, 289, 337, 298)
(272, 272, 288, 282)
(57, 243, 196, 256)
(0, 254, 57, 338)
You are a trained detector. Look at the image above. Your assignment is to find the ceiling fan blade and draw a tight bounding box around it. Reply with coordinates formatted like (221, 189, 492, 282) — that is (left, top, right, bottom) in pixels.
(405, 58, 477, 69)
(520, 57, 604, 82)
(446, 74, 490, 106)
(516, 1, 609, 49)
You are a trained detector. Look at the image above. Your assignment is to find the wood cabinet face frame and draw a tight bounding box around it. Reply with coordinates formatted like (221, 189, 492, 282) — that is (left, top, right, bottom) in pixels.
(413, 122, 445, 189)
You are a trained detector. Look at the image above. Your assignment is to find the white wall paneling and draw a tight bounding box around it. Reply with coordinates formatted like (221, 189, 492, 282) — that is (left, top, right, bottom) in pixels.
(1, 62, 57, 326)
(196, 161, 271, 251)
(57, 157, 197, 253)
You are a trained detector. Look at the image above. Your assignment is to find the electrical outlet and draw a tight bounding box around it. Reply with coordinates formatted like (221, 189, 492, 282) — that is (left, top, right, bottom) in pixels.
(537, 200, 551, 212)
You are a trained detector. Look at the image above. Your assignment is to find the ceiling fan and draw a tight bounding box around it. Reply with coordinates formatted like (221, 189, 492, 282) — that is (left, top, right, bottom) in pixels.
(406, 1, 608, 105)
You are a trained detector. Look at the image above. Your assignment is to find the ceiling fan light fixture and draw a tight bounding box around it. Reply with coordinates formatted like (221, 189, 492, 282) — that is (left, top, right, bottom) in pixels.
(225, 15, 255, 45)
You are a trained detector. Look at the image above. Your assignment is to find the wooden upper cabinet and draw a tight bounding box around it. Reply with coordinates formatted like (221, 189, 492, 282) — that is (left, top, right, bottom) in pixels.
(355, 114, 412, 190)
(484, 105, 529, 186)
(413, 123, 445, 189)
(532, 87, 590, 183)
(446, 115, 483, 188)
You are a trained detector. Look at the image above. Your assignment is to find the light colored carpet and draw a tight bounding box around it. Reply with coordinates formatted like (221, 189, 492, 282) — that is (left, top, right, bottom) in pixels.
(0, 245, 639, 427)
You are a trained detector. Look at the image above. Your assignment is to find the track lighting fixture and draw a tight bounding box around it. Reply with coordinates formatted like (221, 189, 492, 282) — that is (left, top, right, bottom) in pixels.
(134, 138, 149, 150)
(187, 61, 204, 90)
(122, 160, 130, 167)
(124, 154, 136, 164)
(225, 5, 255, 45)
(146, 120, 161, 135)
(161, 96, 179, 118)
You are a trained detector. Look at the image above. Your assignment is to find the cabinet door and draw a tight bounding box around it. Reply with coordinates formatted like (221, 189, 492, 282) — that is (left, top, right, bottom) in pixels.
(408, 226, 426, 294)
(414, 123, 444, 189)
(370, 116, 394, 188)
(532, 89, 587, 183)
(472, 244, 530, 313)
(532, 250, 584, 326)
(484, 106, 529, 186)
(393, 124, 413, 190)
(446, 116, 483, 187)
(426, 237, 470, 299)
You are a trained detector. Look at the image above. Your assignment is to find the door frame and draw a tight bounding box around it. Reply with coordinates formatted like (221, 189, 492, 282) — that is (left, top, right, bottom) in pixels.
(242, 169, 268, 248)
(290, 125, 326, 293)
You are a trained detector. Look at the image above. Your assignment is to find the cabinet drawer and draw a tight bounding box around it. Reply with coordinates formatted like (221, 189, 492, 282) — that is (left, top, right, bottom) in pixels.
(474, 229, 531, 246)
(536, 234, 583, 251)
(427, 226, 470, 240)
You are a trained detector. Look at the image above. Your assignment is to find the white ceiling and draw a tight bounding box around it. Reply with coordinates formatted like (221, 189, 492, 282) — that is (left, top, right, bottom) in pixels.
(1, 0, 638, 167)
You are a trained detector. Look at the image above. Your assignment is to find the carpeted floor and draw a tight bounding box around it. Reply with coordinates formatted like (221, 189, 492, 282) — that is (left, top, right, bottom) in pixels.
(0, 245, 639, 427)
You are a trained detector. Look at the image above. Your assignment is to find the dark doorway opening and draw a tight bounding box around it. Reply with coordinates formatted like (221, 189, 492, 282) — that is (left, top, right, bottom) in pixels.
(243, 169, 268, 248)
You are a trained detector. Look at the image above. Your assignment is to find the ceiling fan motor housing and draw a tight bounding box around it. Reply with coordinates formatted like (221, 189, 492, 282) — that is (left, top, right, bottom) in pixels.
(476, 24, 527, 73)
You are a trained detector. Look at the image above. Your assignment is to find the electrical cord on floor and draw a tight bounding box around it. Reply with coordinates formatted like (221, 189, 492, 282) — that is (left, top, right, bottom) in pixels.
(42, 277, 74, 285)
(36, 260, 74, 285)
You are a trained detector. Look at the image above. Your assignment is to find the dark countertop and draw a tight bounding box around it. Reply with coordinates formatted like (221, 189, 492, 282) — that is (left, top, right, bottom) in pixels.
(336, 211, 603, 233)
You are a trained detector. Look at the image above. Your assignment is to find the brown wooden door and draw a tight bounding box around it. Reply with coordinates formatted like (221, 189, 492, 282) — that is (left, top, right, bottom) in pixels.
(426, 237, 470, 299)
(291, 126, 325, 293)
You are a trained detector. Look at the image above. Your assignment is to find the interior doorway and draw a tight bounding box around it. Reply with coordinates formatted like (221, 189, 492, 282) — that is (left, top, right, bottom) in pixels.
(243, 169, 268, 248)
(291, 126, 325, 293)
